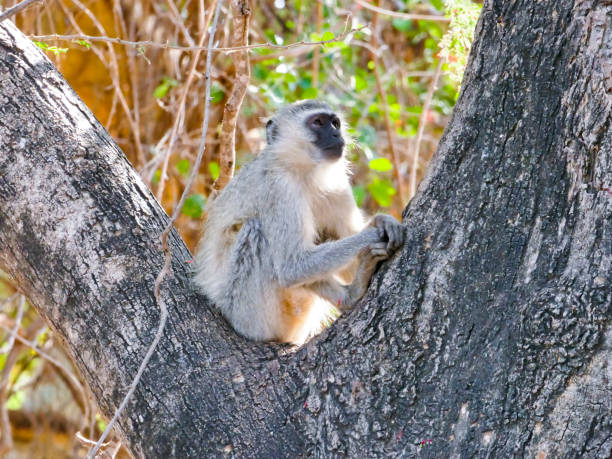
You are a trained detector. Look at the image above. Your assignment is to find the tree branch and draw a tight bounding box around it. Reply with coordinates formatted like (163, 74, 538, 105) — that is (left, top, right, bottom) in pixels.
(212, 0, 251, 193)
(355, 0, 450, 22)
(88, 1, 224, 456)
(0, 0, 43, 23)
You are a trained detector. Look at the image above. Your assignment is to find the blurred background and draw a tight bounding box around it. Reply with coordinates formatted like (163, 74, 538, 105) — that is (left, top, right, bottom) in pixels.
(0, 0, 480, 456)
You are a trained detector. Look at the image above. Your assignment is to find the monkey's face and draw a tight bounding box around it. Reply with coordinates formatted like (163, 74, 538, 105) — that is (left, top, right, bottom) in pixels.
(265, 101, 349, 168)
(304, 112, 345, 161)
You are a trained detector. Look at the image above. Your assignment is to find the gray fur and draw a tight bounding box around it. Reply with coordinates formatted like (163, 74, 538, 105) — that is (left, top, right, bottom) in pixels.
(193, 100, 405, 344)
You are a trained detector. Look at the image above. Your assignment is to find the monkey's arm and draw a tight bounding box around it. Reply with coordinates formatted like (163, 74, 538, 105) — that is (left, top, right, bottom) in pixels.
(278, 227, 381, 287)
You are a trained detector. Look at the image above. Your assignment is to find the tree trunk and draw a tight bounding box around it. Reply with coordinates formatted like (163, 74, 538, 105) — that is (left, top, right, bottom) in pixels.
(0, 0, 610, 457)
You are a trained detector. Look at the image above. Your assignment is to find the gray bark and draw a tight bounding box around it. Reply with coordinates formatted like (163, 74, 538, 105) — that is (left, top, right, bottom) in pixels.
(0, 0, 610, 457)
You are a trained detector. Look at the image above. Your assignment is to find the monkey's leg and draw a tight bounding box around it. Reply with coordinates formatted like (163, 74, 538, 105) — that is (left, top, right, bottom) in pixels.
(279, 227, 382, 287)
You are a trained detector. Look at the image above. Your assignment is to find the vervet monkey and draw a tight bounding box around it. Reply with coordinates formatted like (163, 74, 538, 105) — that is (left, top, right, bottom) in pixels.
(193, 100, 405, 344)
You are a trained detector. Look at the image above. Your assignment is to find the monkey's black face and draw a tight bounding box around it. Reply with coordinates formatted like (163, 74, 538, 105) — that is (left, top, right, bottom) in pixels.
(305, 112, 344, 160)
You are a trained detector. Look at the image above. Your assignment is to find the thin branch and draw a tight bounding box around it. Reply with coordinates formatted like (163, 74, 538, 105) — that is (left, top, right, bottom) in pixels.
(29, 23, 364, 53)
(0, 294, 25, 354)
(0, 0, 43, 22)
(212, 0, 251, 193)
(111, 0, 144, 169)
(0, 322, 89, 419)
(311, 0, 323, 89)
(57, 0, 145, 165)
(410, 58, 443, 198)
(156, 0, 218, 198)
(87, 1, 224, 457)
(165, 0, 196, 47)
(370, 1, 406, 207)
(355, 0, 449, 22)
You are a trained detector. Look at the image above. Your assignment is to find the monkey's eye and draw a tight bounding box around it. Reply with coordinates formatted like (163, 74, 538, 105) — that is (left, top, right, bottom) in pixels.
(311, 117, 324, 127)
(331, 117, 341, 129)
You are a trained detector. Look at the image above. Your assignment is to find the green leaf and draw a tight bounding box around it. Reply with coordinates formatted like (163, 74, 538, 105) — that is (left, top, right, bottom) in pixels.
(154, 82, 170, 99)
(210, 84, 225, 103)
(389, 103, 401, 121)
(321, 31, 335, 42)
(354, 74, 367, 91)
(392, 18, 412, 32)
(6, 390, 25, 411)
(358, 124, 378, 148)
(96, 414, 107, 432)
(34, 41, 68, 55)
(208, 161, 220, 180)
(152, 169, 161, 185)
(176, 159, 190, 177)
(367, 178, 396, 207)
(369, 157, 393, 172)
(302, 87, 318, 99)
(430, 0, 444, 11)
(352, 185, 366, 207)
(181, 194, 207, 219)
(154, 77, 179, 99)
(74, 39, 91, 49)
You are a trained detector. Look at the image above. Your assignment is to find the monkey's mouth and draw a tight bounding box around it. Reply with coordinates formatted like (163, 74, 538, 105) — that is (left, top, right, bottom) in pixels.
(321, 141, 344, 160)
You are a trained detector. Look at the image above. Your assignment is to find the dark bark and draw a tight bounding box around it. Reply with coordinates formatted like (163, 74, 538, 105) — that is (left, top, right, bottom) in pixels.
(0, 0, 610, 457)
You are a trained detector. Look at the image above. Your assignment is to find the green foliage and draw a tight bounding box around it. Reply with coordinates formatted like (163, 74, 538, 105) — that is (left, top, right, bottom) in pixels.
(33, 41, 68, 55)
(152, 169, 161, 185)
(154, 76, 179, 99)
(439, 0, 482, 84)
(210, 84, 225, 104)
(74, 39, 91, 49)
(208, 161, 220, 180)
(176, 159, 190, 177)
(181, 194, 206, 218)
(369, 158, 393, 172)
(96, 413, 107, 432)
(367, 178, 396, 208)
(6, 390, 25, 411)
(352, 185, 366, 207)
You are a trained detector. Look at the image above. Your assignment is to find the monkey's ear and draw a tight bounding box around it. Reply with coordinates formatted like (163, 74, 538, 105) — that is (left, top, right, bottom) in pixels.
(265, 119, 278, 145)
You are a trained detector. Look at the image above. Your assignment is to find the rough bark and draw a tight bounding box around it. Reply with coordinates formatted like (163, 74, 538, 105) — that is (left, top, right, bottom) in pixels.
(0, 0, 610, 457)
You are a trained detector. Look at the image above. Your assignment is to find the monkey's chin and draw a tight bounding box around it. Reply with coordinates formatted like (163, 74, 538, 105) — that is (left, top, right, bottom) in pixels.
(321, 147, 344, 161)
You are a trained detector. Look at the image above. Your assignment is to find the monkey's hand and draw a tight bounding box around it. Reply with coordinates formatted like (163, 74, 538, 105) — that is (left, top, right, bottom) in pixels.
(371, 214, 406, 252)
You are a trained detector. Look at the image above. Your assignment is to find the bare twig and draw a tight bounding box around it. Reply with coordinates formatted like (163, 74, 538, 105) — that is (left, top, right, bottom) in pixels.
(112, 0, 144, 169)
(212, 0, 251, 193)
(165, 0, 196, 47)
(370, 2, 406, 207)
(0, 318, 88, 453)
(87, 2, 224, 457)
(57, 0, 145, 165)
(0, 294, 25, 354)
(78, 432, 123, 458)
(0, 322, 89, 421)
(410, 58, 443, 198)
(355, 0, 450, 22)
(156, 0, 218, 197)
(0, 0, 43, 23)
(29, 24, 364, 53)
(312, 0, 323, 89)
